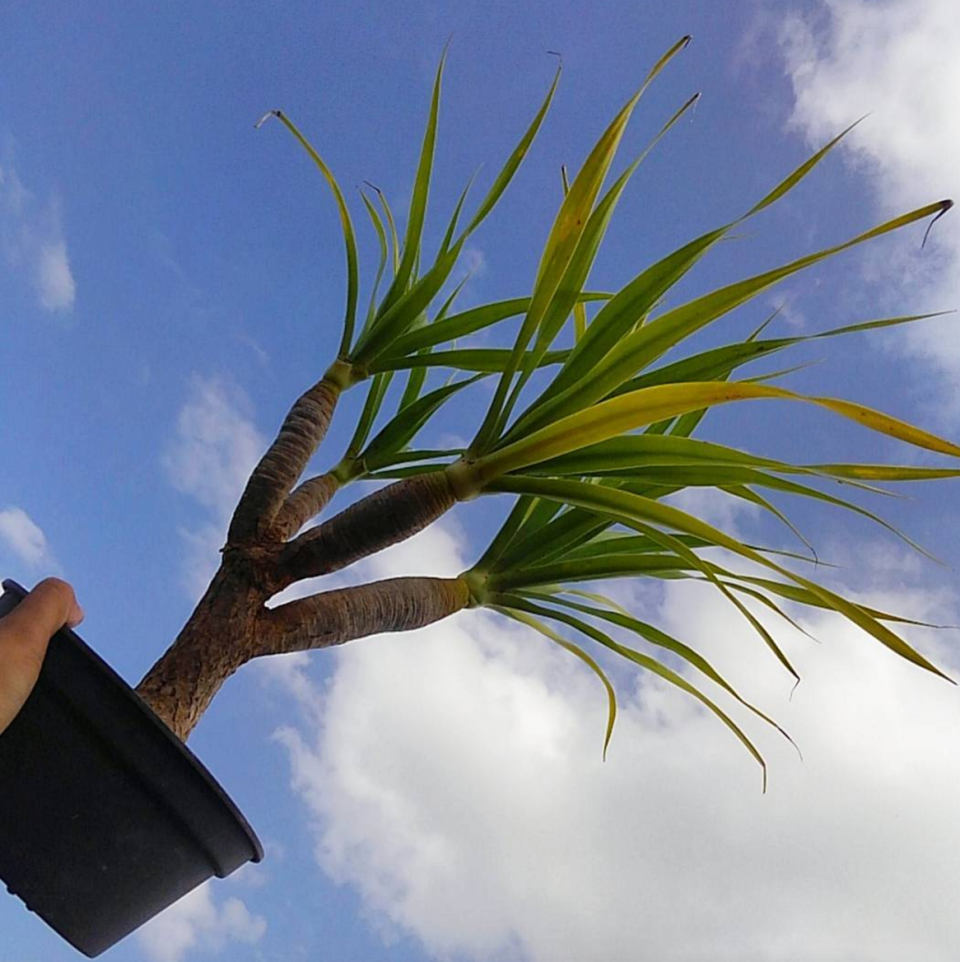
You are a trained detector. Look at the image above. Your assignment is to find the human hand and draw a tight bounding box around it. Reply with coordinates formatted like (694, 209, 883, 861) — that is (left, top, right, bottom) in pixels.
(0, 578, 84, 735)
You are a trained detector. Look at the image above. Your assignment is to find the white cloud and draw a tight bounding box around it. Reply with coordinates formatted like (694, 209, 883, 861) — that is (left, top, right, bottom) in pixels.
(137, 881, 266, 962)
(36, 239, 76, 310)
(0, 505, 55, 569)
(162, 375, 266, 599)
(778, 0, 960, 408)
(0, 162, 76, 312)
(163, 375, 265, 520)
(265, 505, 960, 962)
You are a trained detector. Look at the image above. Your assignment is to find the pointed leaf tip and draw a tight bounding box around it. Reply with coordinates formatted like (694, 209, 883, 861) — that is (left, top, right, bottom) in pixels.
(254, 110, 280, 129)
(922, 199, 954, 248)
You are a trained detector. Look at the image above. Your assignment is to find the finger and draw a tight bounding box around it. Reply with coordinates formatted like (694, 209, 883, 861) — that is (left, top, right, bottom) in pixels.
(0, 579, 80, 733)
(0, 578, 83, 659)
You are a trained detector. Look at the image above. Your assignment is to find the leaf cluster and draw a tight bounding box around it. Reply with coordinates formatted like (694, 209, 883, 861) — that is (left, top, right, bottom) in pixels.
(260, 38, 956, 786)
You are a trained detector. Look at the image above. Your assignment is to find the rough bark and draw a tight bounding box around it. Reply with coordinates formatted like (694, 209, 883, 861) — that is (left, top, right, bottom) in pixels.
(268, 472, 340, 541)
(135, 363, 482, 741)
(228, 369, 346, 545)
(136, 569, 470, 740)
(135, 560, 267, 742)
(260, 576, 471, 655)
(272, 471, 460, 590)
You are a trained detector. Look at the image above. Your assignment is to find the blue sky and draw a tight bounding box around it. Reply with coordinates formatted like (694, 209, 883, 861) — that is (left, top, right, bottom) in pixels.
(2, 2, 960, 960)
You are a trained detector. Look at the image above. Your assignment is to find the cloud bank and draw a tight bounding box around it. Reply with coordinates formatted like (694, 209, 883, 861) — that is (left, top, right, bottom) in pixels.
(266, 510, 960, 962)
(778, 0, 960, 406)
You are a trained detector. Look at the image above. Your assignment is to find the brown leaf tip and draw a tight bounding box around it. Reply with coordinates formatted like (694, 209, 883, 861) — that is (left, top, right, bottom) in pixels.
(254, 109, 282, 130)
(922, 199, 953, 248)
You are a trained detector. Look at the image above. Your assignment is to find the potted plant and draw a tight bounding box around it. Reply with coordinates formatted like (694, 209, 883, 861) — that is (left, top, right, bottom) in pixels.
(1, 36, 956, 956)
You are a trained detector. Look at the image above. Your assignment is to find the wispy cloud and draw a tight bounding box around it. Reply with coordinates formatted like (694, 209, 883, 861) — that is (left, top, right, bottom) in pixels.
(162, 375, 266, 599)
(137, 881, 266, 962)
(267, 504, 960, 962)
(778, 0, 960, 411)
(0, 161, 76, 312)
(0, 506, 57, 570)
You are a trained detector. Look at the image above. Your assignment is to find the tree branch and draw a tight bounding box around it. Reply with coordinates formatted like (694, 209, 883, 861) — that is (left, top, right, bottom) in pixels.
(271, 470, 464, 590)
(136, 562, 264, 741)
(259, 575, 471, 656)
(269, 471, 340, 541)
(228, 361, 353, 545)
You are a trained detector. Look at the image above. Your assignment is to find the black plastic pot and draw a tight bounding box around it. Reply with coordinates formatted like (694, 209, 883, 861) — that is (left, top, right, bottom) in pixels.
(0, 579, 263, 957)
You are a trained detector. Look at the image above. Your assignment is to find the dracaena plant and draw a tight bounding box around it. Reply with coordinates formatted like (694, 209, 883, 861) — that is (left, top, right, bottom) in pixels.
(135, 38, 956, 788)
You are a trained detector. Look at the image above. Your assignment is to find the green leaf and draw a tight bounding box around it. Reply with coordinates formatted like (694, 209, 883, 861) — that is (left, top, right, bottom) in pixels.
(461, 64, 562, 238)
(366, 462, 451, 479)
(472, 36, 692, 454)
(440, 171, 479, 255)
(523, 433, 804, 477)
(496, 605, 618, 760)
(718, 579, 820, 643)
(529, 453, 929, 558)
(500, 91, 704, 431)
(256, 110, 360, 357)
(363, 375, 483, 466)
(623, 516, 801, 683)
(385, 298, 531, 357)
(497, 506, 611, 571)
(493, 474, 687, 572)
(345, 373, 394, 459)
(525, 589, 795, 747)
(509, 200, 954, 436)
(732, 474, 936, 561)
(370, 347, 568, 374)
(393, 278, 477, 410)
(609, 311, 946, 400)
(399, 359, 430, 412)
(501, 593, 767, 789)
(352, 241, 464, 361)
(474, 495, 541, 572)
(382, 293, 610, 360)
(727, 573, 957, 630)
(805, 463, 960, 481)
(378, 49, 447, 316)
(561, 165, 589, 341)
(546, 585, 635, 618)
(475, 379, 960, 483)
(506, 123, 867, 440)
(490, 552, 697, 590)
(563, 532, 714, 561)
(746, 118, 865, 216)
(489, 474, 952, 681)
(368, 447, 461, 465)
(515, 226, 728, 434)
(721, 484, 818, 560)
(359, 189, 390, 336)
(364, 181, 401, 274)
(521, 435, 911, 501)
